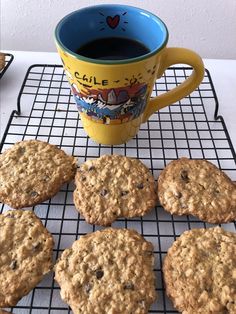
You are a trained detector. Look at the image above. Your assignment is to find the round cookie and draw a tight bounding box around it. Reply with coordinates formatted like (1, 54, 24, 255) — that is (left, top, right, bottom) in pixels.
(54, 228, 157, 314)
(73, 155, 156, 226)
(163, 227, 236, 314)
(0, 140, 77, 208)
(0, 210, 54, 307)
(157, 157, 236, 223)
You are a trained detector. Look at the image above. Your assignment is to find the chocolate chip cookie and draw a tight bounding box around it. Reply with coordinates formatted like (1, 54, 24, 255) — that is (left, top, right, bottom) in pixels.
(73, 155, 157, 226)
(0, 140, 77, 208)
(54, 228, 156, 314)
(157, 158, 236, 223)
(163, 227, 236, 313)
(0, 210, 54, 307)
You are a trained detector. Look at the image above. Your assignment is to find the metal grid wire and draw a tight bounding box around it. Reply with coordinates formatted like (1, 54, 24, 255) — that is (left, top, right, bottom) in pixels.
(1, 65, 236, 313)
(0, 53, 14, 79)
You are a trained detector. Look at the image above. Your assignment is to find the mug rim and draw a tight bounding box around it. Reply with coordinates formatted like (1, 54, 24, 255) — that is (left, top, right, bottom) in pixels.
(54, 4, 169, 65)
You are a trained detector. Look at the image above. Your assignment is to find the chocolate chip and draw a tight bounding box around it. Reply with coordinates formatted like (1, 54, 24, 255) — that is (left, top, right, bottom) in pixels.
(137, 183, 144, 189)
(10, 260, 17, 270)
(121, 191, 129, 196)
(43, 175, 49, 182)
(95, 269, 104, 279)
(30, 191, 38, 197)
(88, 166, 95, 171)
(81, 176, 86, 182)
(124, 282, 134, 290)
(181, 170, 189, 182)
(84, 283, 92, 293)
(100, 189, 108, 196)
(19, 147, 25, 154)
(175, 191, 182, 199)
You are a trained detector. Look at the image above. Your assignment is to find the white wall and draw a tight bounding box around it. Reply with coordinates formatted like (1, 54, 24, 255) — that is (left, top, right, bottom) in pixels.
(1, 0, 236, 59)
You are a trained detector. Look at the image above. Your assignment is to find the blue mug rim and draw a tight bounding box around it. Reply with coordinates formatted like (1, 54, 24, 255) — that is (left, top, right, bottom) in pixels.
(54, 4, 169, 65)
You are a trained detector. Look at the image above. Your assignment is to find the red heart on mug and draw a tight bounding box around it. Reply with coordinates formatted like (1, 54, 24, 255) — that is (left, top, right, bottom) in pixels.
(106, 15, 120, 29)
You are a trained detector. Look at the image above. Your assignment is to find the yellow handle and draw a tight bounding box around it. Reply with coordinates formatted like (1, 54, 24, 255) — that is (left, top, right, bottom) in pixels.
(143, 47, 205, 122)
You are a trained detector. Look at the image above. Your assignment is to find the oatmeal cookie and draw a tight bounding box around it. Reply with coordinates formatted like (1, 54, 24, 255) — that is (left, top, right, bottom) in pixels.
(157, 158, 236, 223)
(0, 140, 77, 208)
(54, 228, 157, 314)
(163, 227, 236, 314)
(73, 155, 156, 226)
(0, 210, 54, 307)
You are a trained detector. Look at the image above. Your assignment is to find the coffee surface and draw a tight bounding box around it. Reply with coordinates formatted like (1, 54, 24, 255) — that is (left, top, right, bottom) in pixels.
(76, 37, 150, 60)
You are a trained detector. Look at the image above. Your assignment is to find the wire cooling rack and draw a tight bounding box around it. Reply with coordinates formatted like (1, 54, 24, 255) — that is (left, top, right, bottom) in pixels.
(0, 53, 14, 79)
(1, 64, 236, 314)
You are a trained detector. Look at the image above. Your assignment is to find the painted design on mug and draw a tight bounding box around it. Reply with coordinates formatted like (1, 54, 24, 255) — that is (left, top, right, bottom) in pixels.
(71, 83, 148, 124)
(99, 11, 128, 31)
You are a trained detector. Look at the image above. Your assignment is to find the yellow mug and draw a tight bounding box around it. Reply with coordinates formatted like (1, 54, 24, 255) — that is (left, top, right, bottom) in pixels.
(55, 4, 204, 145)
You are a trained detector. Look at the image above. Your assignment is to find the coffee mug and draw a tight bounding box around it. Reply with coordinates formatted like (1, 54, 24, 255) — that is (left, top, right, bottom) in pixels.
(55, 4, 204, 145)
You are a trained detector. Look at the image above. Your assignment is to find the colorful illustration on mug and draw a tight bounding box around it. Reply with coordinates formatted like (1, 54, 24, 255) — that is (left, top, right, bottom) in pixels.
(99, 11, 128, 31)
(71, 83, 148, 124)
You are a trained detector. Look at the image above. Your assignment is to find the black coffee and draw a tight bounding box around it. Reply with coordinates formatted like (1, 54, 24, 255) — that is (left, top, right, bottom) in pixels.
(75, 37, 150, 60)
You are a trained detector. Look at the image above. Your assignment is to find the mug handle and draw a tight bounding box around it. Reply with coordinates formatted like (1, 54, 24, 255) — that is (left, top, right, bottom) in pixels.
(142, 47, 205, 122)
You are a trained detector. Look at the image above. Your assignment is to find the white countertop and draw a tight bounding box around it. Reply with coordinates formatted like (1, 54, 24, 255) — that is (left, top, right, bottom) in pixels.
(1, 51, 236, 150)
